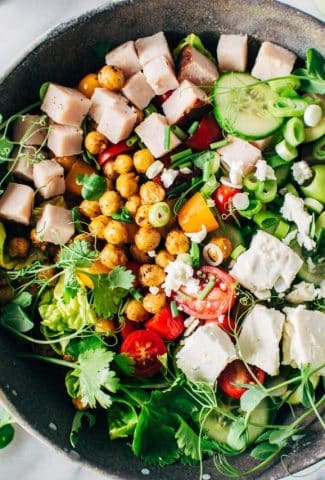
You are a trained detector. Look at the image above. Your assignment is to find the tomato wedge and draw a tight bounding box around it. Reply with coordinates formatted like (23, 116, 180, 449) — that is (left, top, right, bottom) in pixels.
(186, 113, 222, 151)
(98, 141, 134, 166)
(121, 330, 166, 377)
(213, 184, 242, 215)
(145, 304, 185, 340)
(218, 360, 266, 399)
(174, 266, 236, 320)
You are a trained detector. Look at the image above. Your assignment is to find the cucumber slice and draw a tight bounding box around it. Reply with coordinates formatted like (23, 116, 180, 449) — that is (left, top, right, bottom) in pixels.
(212, 73, 283, 140)
(298, 258, 325, 286)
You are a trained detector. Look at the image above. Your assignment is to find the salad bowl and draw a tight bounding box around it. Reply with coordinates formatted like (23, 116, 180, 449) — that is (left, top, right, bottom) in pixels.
(0, 0, 324, 479)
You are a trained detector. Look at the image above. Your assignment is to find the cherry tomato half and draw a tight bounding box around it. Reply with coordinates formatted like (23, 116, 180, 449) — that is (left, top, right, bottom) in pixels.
(121, 319, 143, 340)
(174, 266, 236, 320)
(186, 113, 222, 151)
(145, 304, 185, 341)
(218, 360, 266, 399)
(121, 330, 166, 377)
(213, 184, 242, 215)
(98, 141, 134, 166)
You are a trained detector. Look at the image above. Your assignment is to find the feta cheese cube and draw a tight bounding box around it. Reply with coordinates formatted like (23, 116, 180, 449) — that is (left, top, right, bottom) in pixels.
(105, 40, 141, 78)
(160, 168, 179, 188)
(121, 71, 155, 110)
(12, 114, 47, 146)
(135, 113, 181, 158)
(143, 56, 179, 95)
(178, 45, 219, 86)
(0, 182, 34, 225)
(33, 160, 65, 199)
(280, 193, 315, 251)
(36, 204, 74, 245)
(291, 161, 313, 186)
(47, 123, 83, 157)
(89, 88, 128, 123)
(135, 31, 173, 67)
(162, 80, 209, 125)
(255, 159, 276, 182)
(251, 41, 297, 80)
(218, 136, 262, 184)
(97, 103, 137, 144)
(217, 34, 248, 72)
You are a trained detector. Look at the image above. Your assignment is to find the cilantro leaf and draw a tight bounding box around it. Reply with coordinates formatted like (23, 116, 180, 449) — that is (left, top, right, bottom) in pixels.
(294, 48, 325, 94)
(0, 137, 14, 162)
(66, 335, 104, 358)
(250, 442, 279, 460)
(0, 303, 34, 332)
(175, 417, 201, 461)
(114, 353, 135, 376)
(76, 173, 106, 200)
(70, 411, 96, 448)
(108, 397, 138, 440)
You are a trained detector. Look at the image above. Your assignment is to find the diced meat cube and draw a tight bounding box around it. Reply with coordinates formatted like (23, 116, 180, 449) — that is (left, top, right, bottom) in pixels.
(47, 123, 83, 157)
(218, 136, 262, 183)
(97, 103, 137, 144)
(122, 72, 155, 110)
(12, 147, 36, 182)
(12, 114, 47, 146)
(162, 80, 209, 125)
(143, 56, 179, 95)
(178, 45, 219, 86)
(0, 182, 34, 225)
(33, 160, 65, 199)
(105, 40, 141, 79)
(41, 83, 91, 126)
(36, 204, 74, 245)
(135, 113, 181, 158)
(251, 41, 297, 80)
(135, 31, 173, 67)
(217, 34, 248, 72)
(89, 87, 128, 123)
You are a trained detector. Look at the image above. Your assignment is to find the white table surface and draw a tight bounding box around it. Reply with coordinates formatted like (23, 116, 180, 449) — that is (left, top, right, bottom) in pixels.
(0, 1, 324, 479)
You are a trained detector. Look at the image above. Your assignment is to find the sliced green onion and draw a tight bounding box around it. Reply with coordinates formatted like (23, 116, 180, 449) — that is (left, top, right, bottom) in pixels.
(148, 202, 171, 227)
(172, 125, 188, 140)
(283, 117, 305, 147)
(304, 118, 325, 143)
(176, 289, 195, 301)
(171, 148, 192, 163)
(200, 176, 219, 199)
(230, 244, 246, 260)
(266, 154, 289, 168)
(268, 97, 307, 118)
(190, 242, 201, 269)
(243, 172, 259, 191)
(144, 103, 157, 116)
(170, 300, 179, 318)
(304, 197, 324, 214)
(188, 120, 199, 135)
(138, 140, 146, 149)
(255, 179, 277, 203)
(126, 134, 139, 146)
(198, 279, 216, 301)
(210, 139, 228, 150)
(253, 211, 280, 232)
(237, 199, 262, 219)
(275, 139, 298, 161)
(130, 288, 143, 301)
(268, 76, 300, 93)
(274, 220, 290, 239)
(203, 160, 213, 182)
(284, 183, 299, 197)
(164, 125, 171, 150)
(312, 135, 325, 161)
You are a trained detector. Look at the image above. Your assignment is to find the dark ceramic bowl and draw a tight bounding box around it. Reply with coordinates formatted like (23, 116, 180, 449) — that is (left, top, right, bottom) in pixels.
(0, 1, 324, 479)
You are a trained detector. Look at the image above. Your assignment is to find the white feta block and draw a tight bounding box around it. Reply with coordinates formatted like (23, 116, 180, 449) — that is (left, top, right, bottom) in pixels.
(251, 41, 297, 80)
(178, 45, 219, 86)
(162, 80, 209, 125)
(97, 103, 137, 144)
(12, 114, 47, 146)
(218, 136, 262, 184)
(286, 281, 318, 303)
(89, 88, 128, 123)
(143, 55, 179, 95)
(238, 305, 285, 376)
(176, 323, 237, 385)
(12, 147, 36, 182)
(282, 306, 325, 375)
(217, 34, 248, 72)
(105, 40, 141, 78)
(0, 182, 34, 225)
(230, 230, 303, 298)
(121, 71, 155, 110)
(135, 113, 181, 158)
(36, 204, 74, 245)
(47, 124, 83, 157)
(281, 193, 315, 251)
(41, 83, 91, 126)
(135, 31, 173, 67)
(33, 160, 65, 199)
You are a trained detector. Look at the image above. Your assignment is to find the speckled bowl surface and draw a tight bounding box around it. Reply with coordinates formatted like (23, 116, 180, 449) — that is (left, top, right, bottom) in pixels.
(0, 1, 324, 479)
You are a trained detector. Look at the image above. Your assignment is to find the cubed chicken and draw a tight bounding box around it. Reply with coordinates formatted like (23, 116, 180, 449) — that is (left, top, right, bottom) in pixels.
(162, 80, 209, 125)
(47, 123, 83, 157)
(143, 56, 179, 95)
(97, 103, 137, 144)
(122, 72, 155, 110)
(135, 113, 181, 158)
(105, 40, 141, 79)
(178, 45, 219, 86)
(33, 160, 65, 199)
(135, 31, 173, 67)
(12, 114, 47, 146)
(217, 34, 248, 72)
(41, 83, 91, 126)
(218, 136, 262, 183)
(36, 204, 74, 245)
(0, 182, 34, 225)
(89, 87, 128, 123)
(12, 147, 36, 182)
(251, 41, 297, 80)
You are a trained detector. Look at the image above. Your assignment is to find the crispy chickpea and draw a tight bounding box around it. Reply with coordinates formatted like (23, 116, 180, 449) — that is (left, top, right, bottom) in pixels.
(125, 299, 149, 322)
(85, 131, 109, 155)
(143, 291, 166, 314)
(99, 243, 127, 269)
(165, 229, 189, 255)
(0, 286, 14, 305)
(55, 155, 78, 170)
(102, 161, 117, 180)
(114, 154, 133, 174)
(139, 264, 165, 287)
(103, 220, 129, 245)
(73, 233, 94, 245)
(72, 397, 88, 411)
(98, 65, 125, 91)
(130, 245, 152, 264)
(208, 236, 233, 261)
(135, 204, 151, 228)
(79, 199, 101, 218)
(8, 237, 30, 258)
(89, 215, 109, 239)
(116, 173, 139, 198)
(99, 190, 122, 216)
(135, 227, 161, 252)
(155, 249, 175, 268)
(78, 73, 100, 98)
(95, 318, 115, 334)
(125, 195, 141, 216)
(140, 181, 165, 205)
(133, 149, 154, 174)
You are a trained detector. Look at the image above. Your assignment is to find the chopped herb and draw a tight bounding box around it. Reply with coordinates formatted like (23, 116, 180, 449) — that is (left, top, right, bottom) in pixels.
(294, 48, 325, 94)
(187, 120, 199, 135)
(189, 242, 200, 269)
(130, 288, 143, 301)
(144, 104, 158, 117)
(126, 134, 139, 147)
(164, 125, 171, 150)
(210, 139, 229, 149)
(111, 207, 133, 223)
(170, 301, 179, 318)
(170, 149, 193, 163)
(172, 125, 188, 141)
(76, 173, 107, 200)
(198, 279, 216, 300)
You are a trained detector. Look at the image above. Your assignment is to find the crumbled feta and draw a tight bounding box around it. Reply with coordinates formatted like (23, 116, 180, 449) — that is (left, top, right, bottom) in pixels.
(280, 193, 316, 251)
(149, 286, 160, 295)
(218, 137, 261, 185)
(282, 229, 297, 246)
(161, 168, 179, 188)
(286, 281, 317, 303)
(186, 278, 201, 295)
(163, 255, 198, 296)
(291, 161, 313, 186)
(255, 159, 276, 181)
(232, 192, 249, 211)
(179, 167, 192, 174)
(145, 160, 164, 179)
(185, 224, 208, 243)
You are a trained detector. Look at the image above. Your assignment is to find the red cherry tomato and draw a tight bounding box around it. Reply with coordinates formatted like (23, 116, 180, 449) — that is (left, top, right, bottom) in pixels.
(145, 304, 185, 341)
(213, 184, 242, 215)
(98, 141, 134, 166)
(121, 330, 166, 377)
(174, 266, 236, 320)
(206, 315, 236, 336)
(218, 360, 266, 399)
(121, 320, 143, 340)
(155, 90, 174, 107)
(186, 113, 222, 151)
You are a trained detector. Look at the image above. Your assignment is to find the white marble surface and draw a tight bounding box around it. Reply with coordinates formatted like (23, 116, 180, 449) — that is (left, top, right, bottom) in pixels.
(0, 0, 324, 479)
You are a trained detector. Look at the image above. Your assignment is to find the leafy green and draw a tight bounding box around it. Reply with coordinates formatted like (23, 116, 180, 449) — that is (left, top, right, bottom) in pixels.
(70, 411, 96, 448)
(39, 81, 50, 100)
(0, 405, 15, 449)
(0, 303, 34, 332)
(72, 207, 85, 233)
(173, 33, 216, 65)
(175, 417, 201, 461)
(250, 442, 279, 460)
(240, 386, 268, 413)
(66, 335, 104, 358)
(13, 291, 33, 308)
(114, 353, 135, 376)
(76, 173, 106, 200)
(108, 397, 138, 440)
(294, 48, 325, 94)
(0, 137, 14, 163)
(226, 417, 247, 451)
(111, 207, 133, 223)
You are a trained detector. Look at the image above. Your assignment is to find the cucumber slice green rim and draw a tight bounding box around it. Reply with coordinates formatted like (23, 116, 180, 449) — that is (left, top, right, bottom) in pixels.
(212, 73, 284, 140)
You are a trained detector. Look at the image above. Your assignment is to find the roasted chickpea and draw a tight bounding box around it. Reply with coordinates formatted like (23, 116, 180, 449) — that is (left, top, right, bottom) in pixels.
(165, 229, 189, 255)
(99, 190, 122, 216)
(114, 154, 133, 174)
(95, 318, 115, 334)
(0, 286, 14, 305)
(89, 215, 109, 239)
(140, 181, 165, 204)
(73, 233, 94, 245)
(116, 173, 139, 198)
(125, 195, 141, 216)
(72, 397, 88, 411)
(79, 199, 101, 218)
(130, 245, 152, 264)
(139, 264, 165, 287)
(125, 299, 149, 322)
(78, 73, 100, 98)
(208, 237, 233, 261)
(103, 220, 129, 245)
(99, 243, 127, 269)
(135, 204, 151, 228)
(84, 131, 108, 155)
(155, 249, 175, 268)
(9, 237, 30, 258)
(135, 227, 161, 252)
(55, 155, 78, 170)
(133, 149, 154, 174)
(103, 161, 117, 180)
(98, 65, 125, 91)
(143, 291, 166, 314)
